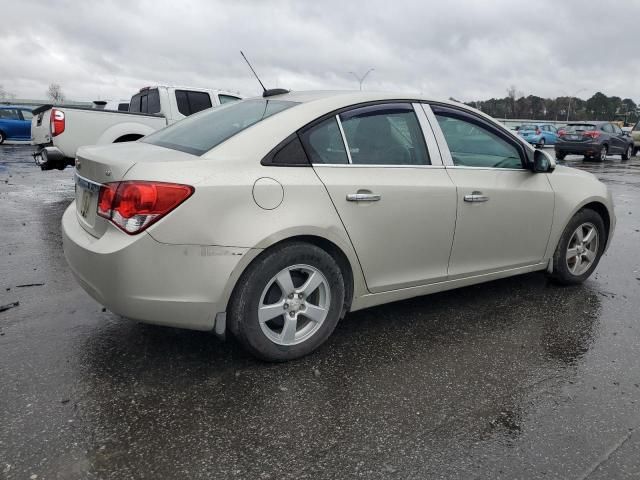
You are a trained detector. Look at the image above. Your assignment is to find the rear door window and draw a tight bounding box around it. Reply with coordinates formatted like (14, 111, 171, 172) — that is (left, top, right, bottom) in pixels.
(602, 124, 614, 133)
(339, 103, 430, 165)
(299, 117, 349, 164)
(175, 90, 213, 116)
(20, 109, 33, 121)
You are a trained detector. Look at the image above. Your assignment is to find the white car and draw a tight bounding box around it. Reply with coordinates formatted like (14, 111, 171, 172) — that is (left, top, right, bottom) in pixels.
(62, 91, 615, 361)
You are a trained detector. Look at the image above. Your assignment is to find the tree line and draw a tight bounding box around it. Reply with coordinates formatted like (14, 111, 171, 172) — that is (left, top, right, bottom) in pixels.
(465, 87, 639, 125)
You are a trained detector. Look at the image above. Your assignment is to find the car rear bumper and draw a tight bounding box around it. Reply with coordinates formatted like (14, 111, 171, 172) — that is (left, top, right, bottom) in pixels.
(61, 203, 251, 331)
(520, 135, 543, 144)
(555, 142, 600, 155)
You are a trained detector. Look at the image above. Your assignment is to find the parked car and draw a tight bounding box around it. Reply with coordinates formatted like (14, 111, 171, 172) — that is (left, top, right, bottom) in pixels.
(632, 120, 640, 156)
(32, 86, 243, 170)
(555, 121, 634, 161)
(518, 123, 558, 147)
(62, 91, 615, 361)
(0, 106, 34, 144)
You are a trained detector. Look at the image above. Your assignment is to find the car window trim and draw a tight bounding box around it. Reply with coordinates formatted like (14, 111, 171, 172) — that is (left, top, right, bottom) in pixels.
(425, 102, 531, 169)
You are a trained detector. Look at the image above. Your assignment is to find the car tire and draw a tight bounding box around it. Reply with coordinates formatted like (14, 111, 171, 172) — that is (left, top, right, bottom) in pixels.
(538, 138, 545, 148)
(596, 145, 607, 162)
(547, 208, 606, 286)
(0, 131, 5, 145)
(555, 151, 566, 160)
(228, 241, 345, 362)
(633, 147, 639, 157)
(621, 144, 633, 161)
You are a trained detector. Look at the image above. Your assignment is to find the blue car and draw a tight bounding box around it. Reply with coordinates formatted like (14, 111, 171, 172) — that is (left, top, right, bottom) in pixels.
(518, 123, 558, 147)
(0, 106, 34, 144)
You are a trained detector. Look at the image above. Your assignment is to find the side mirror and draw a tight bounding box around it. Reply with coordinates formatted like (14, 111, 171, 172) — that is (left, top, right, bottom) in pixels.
(533, 149, 555, 173)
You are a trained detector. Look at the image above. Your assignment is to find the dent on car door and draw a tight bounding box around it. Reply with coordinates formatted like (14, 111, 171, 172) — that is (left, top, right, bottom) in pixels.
(427, 104, 554, 278)
(302, 102, 457, 293)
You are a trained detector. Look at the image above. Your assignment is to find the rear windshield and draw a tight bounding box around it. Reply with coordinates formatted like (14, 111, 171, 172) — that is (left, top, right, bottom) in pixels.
(520, 124, 538, 130)
(143, 99, 297, 156)
(565, 124, 596, 133)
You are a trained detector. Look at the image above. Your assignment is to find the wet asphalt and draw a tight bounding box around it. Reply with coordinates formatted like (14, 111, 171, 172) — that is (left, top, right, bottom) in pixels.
(0, 144, 639, 480)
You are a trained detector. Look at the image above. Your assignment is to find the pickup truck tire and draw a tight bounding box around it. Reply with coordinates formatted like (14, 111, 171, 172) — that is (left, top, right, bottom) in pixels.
(621, 144, 633, 161)
(114, 134, 144, 143)
(0, 131, 6, 145)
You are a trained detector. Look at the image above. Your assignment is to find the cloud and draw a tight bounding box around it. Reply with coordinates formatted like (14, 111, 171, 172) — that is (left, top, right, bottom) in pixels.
(1, 0, 639, 103)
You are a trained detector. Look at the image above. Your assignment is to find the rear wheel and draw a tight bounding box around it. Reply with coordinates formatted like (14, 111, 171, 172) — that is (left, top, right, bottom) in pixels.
(538, 138, 545, 148)
(555, 151, 566, 160)
(228, 242, 345, 361)
(0, 131, 5, 145)
(621, 144, 633, 161)
(597, 145, 607, 162)
(547, 209, 605, 285)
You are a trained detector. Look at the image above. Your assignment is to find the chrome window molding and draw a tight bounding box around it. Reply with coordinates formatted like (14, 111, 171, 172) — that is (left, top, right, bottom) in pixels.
(312, 163, 445, 169)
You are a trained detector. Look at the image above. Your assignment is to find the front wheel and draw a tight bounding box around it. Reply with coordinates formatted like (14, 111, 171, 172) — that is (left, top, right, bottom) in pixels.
(0, 131, 5, 145)
(537, 138, 545, 148)
(555, 151, 566, 160)
(621, 144, 633, 161)
(228, 242, 345, 361)
(547, 209, 605, 285)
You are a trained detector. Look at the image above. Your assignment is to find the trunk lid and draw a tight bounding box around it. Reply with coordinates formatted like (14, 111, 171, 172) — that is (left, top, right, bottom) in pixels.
(74, 142, 199, 238)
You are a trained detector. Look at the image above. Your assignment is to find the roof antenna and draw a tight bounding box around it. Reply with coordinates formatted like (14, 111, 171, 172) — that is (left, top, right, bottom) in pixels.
(240, 51, 289, 98)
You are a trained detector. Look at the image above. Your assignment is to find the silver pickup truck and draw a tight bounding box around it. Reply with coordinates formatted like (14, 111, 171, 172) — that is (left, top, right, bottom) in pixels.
(32, 85, 242, 170)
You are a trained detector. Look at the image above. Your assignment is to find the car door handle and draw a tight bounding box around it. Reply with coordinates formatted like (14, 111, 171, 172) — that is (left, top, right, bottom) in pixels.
(464, 191, 489, 203)
(346, 193, 381, 202)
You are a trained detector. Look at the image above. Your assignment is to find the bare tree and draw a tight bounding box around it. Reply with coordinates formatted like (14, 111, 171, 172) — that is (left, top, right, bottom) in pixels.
(47, 83, 65, 104)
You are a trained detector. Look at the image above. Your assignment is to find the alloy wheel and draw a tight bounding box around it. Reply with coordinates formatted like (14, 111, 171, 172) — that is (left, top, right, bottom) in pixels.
(566, 222, 599, 276)
(258, 264, 331, 346)
(600, 146, 607, 161)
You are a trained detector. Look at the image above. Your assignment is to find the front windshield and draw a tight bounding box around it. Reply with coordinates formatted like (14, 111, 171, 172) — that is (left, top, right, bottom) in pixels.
(144, 99, 298, 156)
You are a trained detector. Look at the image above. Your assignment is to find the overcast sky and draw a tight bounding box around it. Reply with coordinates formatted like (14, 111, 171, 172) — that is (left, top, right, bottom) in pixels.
(1, 0, 639, 103)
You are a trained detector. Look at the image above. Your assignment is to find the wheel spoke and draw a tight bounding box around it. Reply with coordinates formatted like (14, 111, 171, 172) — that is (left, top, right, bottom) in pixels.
(569, 258, 581, 273)
(258, 301, 285, 324)
(582, 227, 596, 245)
(584, 249, 596, 262)
(275, 269, 295, 295)
(574, 227, 584, 243)
(303, 304, 327, 323)
(300, 271, 323, 297)
(280, 316, 297, 343)
(566, 247, 579, 261)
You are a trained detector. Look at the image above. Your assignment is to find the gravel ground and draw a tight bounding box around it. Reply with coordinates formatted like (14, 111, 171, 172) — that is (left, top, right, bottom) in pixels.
(1, 144, 639, 479)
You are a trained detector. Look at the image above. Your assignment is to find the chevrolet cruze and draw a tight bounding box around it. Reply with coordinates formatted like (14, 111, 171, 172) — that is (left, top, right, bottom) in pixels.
(63, 91, 615, 361)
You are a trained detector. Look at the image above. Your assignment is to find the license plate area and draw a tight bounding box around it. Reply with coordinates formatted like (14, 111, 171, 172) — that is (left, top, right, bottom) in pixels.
(75, 173, 101, 224)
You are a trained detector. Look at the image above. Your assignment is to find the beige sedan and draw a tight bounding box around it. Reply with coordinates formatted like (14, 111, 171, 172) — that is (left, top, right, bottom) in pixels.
(62, 91, 615, 361)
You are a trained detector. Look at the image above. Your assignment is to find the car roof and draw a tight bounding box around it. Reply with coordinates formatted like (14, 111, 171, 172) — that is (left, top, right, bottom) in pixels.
(251, 89, 465, 106)
(568, 121, 607, 125)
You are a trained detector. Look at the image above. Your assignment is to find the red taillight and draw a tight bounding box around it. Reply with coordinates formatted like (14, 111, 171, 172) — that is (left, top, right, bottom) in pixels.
(50, 108, 65, 137)
(97, 181, 194, 234)
(558, 129, 566, 137)
(583, 131, 601, 139)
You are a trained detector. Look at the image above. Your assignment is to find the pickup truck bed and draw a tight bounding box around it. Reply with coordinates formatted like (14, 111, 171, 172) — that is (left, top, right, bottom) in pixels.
(32, 105, 167, 170)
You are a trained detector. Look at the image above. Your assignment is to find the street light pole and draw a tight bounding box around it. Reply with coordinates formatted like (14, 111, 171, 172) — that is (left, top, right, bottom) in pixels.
(349, 68, 375, 91)
(566, 88, 586, 122)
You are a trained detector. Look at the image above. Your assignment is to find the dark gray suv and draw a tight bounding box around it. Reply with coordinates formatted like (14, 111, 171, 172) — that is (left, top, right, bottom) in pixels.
(555, 121, 634, 162)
